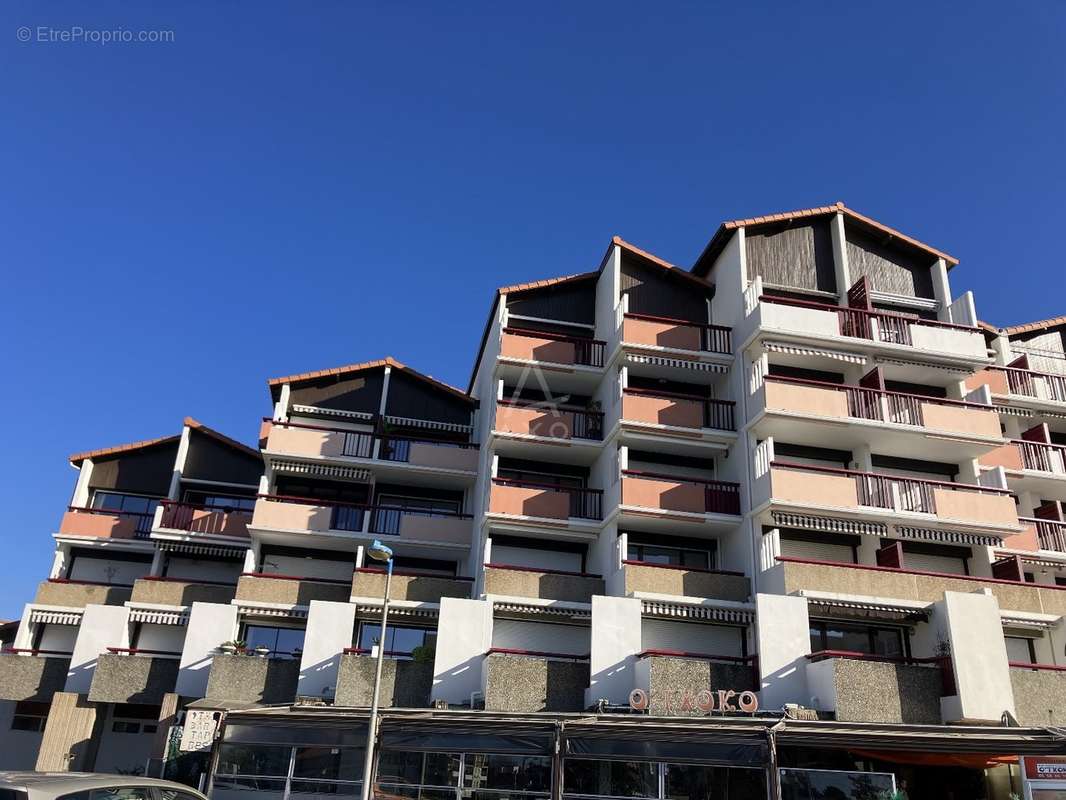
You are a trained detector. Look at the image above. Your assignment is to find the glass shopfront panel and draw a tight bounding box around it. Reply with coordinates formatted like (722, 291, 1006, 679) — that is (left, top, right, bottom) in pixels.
(563, 759, 766, 800)
(779, 767, 895, 800)
(212, 742, 364, 800)
(374, 750, 550, 800)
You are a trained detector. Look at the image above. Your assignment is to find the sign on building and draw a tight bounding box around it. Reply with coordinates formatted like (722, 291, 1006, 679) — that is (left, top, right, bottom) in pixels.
(179, 710, 224, 752)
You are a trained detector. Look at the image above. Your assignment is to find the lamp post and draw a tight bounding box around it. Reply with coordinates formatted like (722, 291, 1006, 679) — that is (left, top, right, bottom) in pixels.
(360, 539, 394, 800)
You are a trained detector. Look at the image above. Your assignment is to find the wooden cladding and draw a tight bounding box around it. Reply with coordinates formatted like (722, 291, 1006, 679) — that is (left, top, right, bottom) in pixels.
(745, 219, 836, 294)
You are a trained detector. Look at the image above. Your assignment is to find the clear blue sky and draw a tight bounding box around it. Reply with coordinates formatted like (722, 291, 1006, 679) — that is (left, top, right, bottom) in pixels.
(1, 1, 1063, 618)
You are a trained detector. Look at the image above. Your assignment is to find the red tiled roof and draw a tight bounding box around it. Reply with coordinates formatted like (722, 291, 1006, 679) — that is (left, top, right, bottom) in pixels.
(1002, 315, 1066, 336)
(268, 356, 473, 404)
(692, 201, 959, 276)
(496, 271, 599, 295)
(69, 433, 180, 466)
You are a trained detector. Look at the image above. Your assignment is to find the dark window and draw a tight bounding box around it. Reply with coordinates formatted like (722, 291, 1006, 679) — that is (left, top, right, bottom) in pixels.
(182, 489, 256, 512)
(665, 763, 767, 800)
(11, 700, 49, 731)
(112, 721, 143, 733)
(1005, 636, 1037, 664)
(242, 624, 306, 657)
(91, 491, 160, 516)
(376, 751, 459, 789)
(464, 754, 551, 800)
(564, 759, 658, 798)
(215, 743, 291, 776)
(627, 542, 714, 570)
(357, 623, 436, 659)
(274, 477, 369, 505)
(391, 556, 457, 576)
(809, 621, 906, 658)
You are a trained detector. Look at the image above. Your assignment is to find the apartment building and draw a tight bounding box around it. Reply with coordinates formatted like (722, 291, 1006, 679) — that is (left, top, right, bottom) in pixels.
(3, 202, 1066, 800)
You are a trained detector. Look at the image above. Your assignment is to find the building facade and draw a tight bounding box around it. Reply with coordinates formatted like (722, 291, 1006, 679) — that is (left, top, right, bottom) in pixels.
(2, 202, 1066, 799)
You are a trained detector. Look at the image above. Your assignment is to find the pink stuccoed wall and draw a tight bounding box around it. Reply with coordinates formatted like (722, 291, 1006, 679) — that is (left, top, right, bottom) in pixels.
(496, 404, 574, 439)
(266, 425, 345, 458)
(623, 318, 701, 351)
(489, 484, 569, 519)
(59, 510, 139, 540)
(622, 476, 705, 514)
(500, 332, 576, 365)
(623, 394, 702, 429)
(979, 442, 1024, 471)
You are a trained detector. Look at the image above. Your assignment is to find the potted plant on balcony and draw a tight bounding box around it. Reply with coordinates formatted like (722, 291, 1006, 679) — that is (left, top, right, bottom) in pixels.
(218, 640, 245, 655)
(254, 644, 271, 658)
(411, 644, 436, 664)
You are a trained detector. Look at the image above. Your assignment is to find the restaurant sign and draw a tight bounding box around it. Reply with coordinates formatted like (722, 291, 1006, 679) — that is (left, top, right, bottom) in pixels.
(629, 687, 759, 715)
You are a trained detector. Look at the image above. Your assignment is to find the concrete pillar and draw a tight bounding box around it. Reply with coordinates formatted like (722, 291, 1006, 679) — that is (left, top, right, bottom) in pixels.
(177, 602, 239, 698)
(71, 460, 94, 508)
(152, 692, 181, 762)
(938, 591, 1016, 724)
(756, 593, 811, 712)
(298, 600, 357, 701)
(66, 604, 130, 694)
(431, 598, 493, 705)
(830, 212, 850, 304)
(35, 692, 102, 771)
(585, 595, 642, 707)
(929, 258, 951, 320)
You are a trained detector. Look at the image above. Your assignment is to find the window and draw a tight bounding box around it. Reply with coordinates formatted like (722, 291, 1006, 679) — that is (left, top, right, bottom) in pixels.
(376, 751, 459, 791)
(242, 624, 306, 657)
(1005, 636, 1037, 664)
(357, 623, 436, 659)
(159, 791, 207, 800)
(212, 743, 290, 800)
(665, 763, 766, 800)
(564, 759, 658, 798)
(290, 745, 363, 800)
(627, 542, 714, 570)
(464, 754, 551, 800)
(10, 700, 49, 732)
(779, 768, 895, 800)
(183, 490, 256, 513)
(808, 621, 906, 658)
(91, 491, 160, 516)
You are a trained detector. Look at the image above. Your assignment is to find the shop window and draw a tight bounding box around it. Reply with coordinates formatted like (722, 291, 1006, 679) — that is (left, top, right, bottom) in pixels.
(290, 745, 364, 799)
(808, 621, 906, 658)
(779, 768, 895, 800)
(357, 623, 437, 660)
(212, 743, 293, 800)
(463, 754, 551, 800)
(10, 700, 49, 732)
(376, 751, 460, 798)
(564, 759, 658, 798)
(665, 763, 766, 800)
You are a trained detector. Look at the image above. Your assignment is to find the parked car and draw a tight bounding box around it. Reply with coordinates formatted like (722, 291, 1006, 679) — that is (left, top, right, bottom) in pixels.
(0, 773, 209, 800)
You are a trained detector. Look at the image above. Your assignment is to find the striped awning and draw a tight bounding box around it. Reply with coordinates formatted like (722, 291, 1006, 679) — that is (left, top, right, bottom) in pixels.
(356, 604, 439, 620)
(158, 541, 247, 559)
(30, 609, 82, 626)
(493, 602, 590, 619)
(385, 415, 472, 434)
(993, 404, 1033, 418)
(772, 511, 887, 537)
(897, 526, 1000, 547)
(271, 459, 371, 483)
(624, 354, 729, 374)
(237, 603, 309, 620)
(1001, 616, 1056, 630)
(763, 341, 866, 365)
(995, 551, 1066, 569)
(291, 404, 374, 422)
(641, 601, 753, 625)
(128, 608, 189, 626)
(874, 356, 971, 373)
(806, 597, 928, 622)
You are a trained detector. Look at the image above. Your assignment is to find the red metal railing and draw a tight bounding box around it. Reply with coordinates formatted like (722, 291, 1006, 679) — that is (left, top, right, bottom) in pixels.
(503, 327, 606, 367)
(257, 493, 472, 535)
(623, 387, 736, 431)
(1008, 661, 1066, 672)
(774, 556, 1066, 591)
(483, 563, 602, 579)
(159, 500, 252, 536)
(759, 294, 978, 346)
(491, 478, 603, 520)
(624, 312, 733, 354)
(806, 649, 955, 695)
(487, 647, 589, 662)
(241, 571, 353, 586)
(622, 469, 742, 516)
(139, 575, 238, 587)
(106, 647, 181, 657)
(1, 648, 73, 656)
(621, 560, 745, 577)
(1019, 516, 1066, 553)
(1014, 440, 1066, 474)
(989, 366, 1066, 402)
(497, 399, 605, 441)
(265, 418, 477, 462)
(67, 505, 155, 538)
(769, 460, 1012, 516)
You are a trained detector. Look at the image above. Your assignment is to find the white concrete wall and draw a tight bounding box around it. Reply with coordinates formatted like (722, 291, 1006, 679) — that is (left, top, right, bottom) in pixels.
(805, 658, 838, 713)
(939, 590, 1016, 723)
(0, 701, 45, 769)
(176, 602, 238, 697)
(431, 597, 492, 704)
(755, 593, 811, 711)
(299, 600, 357, 701)
(135, 624, 186, 653)
(69, 556, 149, 586)
(909, 324, 986, 359)
(709, 229, 745, 327)
(65, 604, 130, 693)
(596, 243, 621, 348)
(586, 595, 642, 706)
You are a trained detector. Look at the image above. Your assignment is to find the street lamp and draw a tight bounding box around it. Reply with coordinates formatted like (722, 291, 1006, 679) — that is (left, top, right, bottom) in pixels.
(360, 539, 394, 800)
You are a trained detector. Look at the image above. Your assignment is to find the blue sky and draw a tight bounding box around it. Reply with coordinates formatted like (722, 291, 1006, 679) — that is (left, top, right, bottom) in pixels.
(0, 1, 1064, 618)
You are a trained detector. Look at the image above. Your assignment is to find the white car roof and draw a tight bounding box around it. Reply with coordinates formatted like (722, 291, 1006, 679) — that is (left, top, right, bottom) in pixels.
(0, 774, 206, 798)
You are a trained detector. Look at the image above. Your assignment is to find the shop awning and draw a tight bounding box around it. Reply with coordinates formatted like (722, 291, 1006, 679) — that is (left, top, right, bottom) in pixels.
(848, 749, 1018, 769)
(777, 721, 1066, 756)
(566, 731, 764, 766)
(379, 722, 554, 754)
(224, 721, 368, 747)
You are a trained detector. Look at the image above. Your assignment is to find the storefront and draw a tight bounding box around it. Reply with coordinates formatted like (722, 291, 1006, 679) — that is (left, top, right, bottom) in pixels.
(204, 708, 1066, 800)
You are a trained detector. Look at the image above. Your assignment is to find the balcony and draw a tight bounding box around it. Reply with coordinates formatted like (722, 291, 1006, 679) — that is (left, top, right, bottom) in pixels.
(334, 651, 433, 707)
(621, 389, 736, 434)
(762, 462, 1018, 531)
(59, 507, 153, 540)
(482, 564, 604, 603)
(980, 441, 1066, 494)
(769, 557, 1066, 615)
(1014, 517, 1066, 554)
(634, 651, 757, 714)
(265, 420, 478, 473)
(157, 501, 251, 539)
(0, 651, 71, 701)
(87, 650, 180, 704)
(204, 653, 300, 706)
(745, 293, 986, 362)
(756, 377, 1001, 458)
(495, 401, 604, 441)
(489, 479, 603, 522)
(621, 561, 750, 602)
(130, 577, 237, 606)
(252, 495, 473, 544)
(967, 366, 1066, 407)
(34, 579, 132, 608)
(805, 651, 949, 724)
(351, 568, 472, 602)
(620, 471, 741, 518)
(500, 327, 605, 368)
(622, 312, 732, 356)
(482, 649, 589, 712)
(1010, 663, 1066, 726)
(235, 573, 352, 605)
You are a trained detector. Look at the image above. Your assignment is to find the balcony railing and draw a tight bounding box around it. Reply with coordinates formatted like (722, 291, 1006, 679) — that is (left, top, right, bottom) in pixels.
(638, 649, 759, 688)
(106, 647, 182, 658)
(623, 312, 732, 355)
(64, 506, 155, 539)
(496, 399, 604, 441)
(806, 650, 956, 698)
(257, 493, 472, 536)
(995, 366, 1066, 402)
(487, 647, 589, 662)
(763, 375, 997, 435)
(501, 327, 606, 368)
(621, 469, 741, 515)
(159, 500, 251, 537)
(265, 418, 477, 466)
(770, 461, 1014, 518)
(623, 388, 735, 432)
(1016, 440, 1066, 474)
(490, 478, 603, 520)
(759, 295, 980, 347)
(1021, 516, 1066, 552)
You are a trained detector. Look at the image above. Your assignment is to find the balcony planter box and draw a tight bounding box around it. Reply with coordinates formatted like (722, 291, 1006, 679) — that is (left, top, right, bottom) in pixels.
(482, 653, 589, 713)
(483, 565, 604, 603)
(334, 653, 432, 708)
(351, 570, 472, 603)
(0, 653, 71, 701)
(806, 656, 943, 725)
(205, 653, 299, 706)
(87, 654, 179, 705)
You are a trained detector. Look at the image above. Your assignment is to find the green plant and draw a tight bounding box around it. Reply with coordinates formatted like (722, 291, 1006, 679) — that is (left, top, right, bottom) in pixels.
(411, 644, 436, 664)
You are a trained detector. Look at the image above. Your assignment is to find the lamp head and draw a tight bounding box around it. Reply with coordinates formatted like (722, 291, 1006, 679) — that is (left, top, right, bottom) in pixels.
(367, 540, 394, 562)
